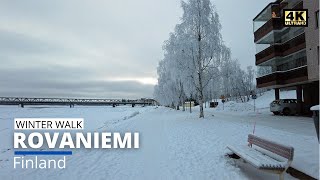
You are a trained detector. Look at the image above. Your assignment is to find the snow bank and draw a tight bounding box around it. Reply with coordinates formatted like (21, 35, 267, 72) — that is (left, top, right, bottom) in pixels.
(247, 90, 296, 109)
(215, 101, 254, 112)
(215, 90, 297, 112)
(311, 105, 320, 111)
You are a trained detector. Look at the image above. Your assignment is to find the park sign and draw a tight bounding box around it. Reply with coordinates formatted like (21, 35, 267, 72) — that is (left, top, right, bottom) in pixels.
(220, 95, 225, 100)
(250, 91, 257, 99)
(220, 95, 226, 103)
(252, 94, 257, 100)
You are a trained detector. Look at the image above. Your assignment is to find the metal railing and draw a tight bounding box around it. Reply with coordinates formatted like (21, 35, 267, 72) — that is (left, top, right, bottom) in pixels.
(0, 97, 155, 107)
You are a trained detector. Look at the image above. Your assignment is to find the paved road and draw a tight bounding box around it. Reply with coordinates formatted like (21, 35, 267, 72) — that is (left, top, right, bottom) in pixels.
(210, 108, 316, 136)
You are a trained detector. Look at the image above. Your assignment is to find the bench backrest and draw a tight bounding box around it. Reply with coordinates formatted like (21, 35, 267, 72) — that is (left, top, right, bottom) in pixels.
(248, 134, 294, 161)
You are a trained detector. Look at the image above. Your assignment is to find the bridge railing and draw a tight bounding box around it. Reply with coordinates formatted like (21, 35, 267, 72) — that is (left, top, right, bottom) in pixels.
(0, 97, 155, 106)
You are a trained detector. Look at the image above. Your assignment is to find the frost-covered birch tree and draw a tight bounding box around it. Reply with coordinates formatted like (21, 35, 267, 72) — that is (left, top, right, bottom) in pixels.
(175, 0, 223, 118)
(154, 0, 255, 118)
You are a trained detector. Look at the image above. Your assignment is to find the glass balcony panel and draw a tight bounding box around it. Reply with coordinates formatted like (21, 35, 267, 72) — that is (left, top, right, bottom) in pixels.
(257, 50, 307, 80)
(275, 50, 307, 71)
(256, 65, 308, 88)
(255, 33, 305, 65)
(282, 0, 303, 9)
(256, 44, 270, 54)
(253, 6, 270, 32)
(253, 1, 305, 43)
(276, 27, 304, 43)
(257, 66, 272, 78)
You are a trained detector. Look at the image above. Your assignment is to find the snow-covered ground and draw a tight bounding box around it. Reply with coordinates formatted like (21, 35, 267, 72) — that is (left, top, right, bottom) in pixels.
(0, 90, 318, 180)
(214, 90, 318, 177)
(215, 89, 296, 113)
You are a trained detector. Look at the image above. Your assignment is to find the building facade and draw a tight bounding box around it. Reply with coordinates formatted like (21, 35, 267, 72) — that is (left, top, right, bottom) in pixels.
(253, 0, 319, 114)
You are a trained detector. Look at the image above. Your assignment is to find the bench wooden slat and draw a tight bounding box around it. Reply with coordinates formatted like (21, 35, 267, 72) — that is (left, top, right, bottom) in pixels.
(248, 134, 294, 160)
(227, 145, 286, 170)
(227, 134, 294, 180)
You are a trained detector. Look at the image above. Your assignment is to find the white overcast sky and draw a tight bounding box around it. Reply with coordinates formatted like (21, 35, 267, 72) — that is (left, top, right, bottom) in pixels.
(0, 0, 271, 99)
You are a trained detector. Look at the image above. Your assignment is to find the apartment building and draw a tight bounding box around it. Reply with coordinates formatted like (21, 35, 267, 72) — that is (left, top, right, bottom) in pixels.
(253, 0, 319, 113)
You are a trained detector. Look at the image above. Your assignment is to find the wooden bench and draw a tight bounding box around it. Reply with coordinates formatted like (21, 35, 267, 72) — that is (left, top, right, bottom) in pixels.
(227, 134, 294, 180)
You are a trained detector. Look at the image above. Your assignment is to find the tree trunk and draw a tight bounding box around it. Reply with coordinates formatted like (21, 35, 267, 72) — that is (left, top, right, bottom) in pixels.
(189, 101, 192, 113)
(199, 97, 204, 118)
(197, 30, 204, 118)
(198, 71, 204, 118)
(182, 99, 185, 111)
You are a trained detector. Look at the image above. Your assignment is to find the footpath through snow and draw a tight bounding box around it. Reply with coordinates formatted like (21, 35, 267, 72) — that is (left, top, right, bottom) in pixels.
(0, 103, 318, 179)
(213, 89, 319, 178)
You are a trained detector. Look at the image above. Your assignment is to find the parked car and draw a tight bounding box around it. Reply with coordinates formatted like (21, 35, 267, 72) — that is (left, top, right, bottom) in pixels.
(270, 99, 300, 115)
(209, 102, 218, 108)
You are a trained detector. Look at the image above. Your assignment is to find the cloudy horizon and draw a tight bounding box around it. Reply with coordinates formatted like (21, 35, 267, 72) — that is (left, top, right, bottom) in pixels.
(0, 0, 271, 99)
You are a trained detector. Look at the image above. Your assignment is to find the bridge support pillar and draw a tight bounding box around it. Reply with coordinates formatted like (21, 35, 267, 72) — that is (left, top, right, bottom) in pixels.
(132, 104, 135, 107)
(20, 104, 24, 108)
(113, 104, 116, 107)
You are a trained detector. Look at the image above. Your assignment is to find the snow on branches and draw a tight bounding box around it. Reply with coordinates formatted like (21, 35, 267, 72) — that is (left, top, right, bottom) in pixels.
(154, 0, 257, 118)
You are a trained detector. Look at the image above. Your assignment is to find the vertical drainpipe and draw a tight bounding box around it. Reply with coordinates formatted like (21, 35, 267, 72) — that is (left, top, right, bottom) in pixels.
(296, 85, 303, 114)
(275, 88, 280, 100)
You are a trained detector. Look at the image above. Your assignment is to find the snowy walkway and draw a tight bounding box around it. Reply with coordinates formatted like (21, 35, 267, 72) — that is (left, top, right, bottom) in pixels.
(213, 108, 315, 136)
(0, 106, 318, 179)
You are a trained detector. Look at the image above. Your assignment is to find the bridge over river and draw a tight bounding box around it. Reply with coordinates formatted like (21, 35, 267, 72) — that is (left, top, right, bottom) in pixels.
(0, 97, 155, 108)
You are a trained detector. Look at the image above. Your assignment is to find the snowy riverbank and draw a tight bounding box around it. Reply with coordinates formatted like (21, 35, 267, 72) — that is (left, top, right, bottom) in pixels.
(0, 104, 318, 179)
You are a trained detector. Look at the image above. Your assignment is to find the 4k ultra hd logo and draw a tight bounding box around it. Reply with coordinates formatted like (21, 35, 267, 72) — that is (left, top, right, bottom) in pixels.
(283, 9, 308, 27)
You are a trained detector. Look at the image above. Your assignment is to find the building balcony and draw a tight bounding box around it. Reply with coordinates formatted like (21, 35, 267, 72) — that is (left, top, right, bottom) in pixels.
(254, 18, 283, 43)
(255, 33, 305, 65)
(253, 0, 303, 43)
(256, 65, 308, 88)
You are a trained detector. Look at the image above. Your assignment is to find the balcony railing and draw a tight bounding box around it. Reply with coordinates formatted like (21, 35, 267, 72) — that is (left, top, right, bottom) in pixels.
(254, 18, 283, 43)
(256, 65, 308, 88)
(253, 1, 302, 43)
(255, 33, 305, 65)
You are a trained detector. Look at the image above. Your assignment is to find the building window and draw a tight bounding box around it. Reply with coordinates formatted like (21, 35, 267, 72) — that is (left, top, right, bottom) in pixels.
(316, 11, 319, 28)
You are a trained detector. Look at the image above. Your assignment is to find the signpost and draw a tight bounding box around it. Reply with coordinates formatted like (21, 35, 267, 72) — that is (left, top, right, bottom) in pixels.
(250, 91, 258, 135)
(221, 95, 225, 110)
(252, 94, 257, 112)
(222, 99, 225, 110)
